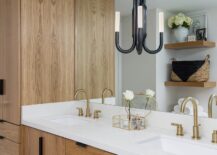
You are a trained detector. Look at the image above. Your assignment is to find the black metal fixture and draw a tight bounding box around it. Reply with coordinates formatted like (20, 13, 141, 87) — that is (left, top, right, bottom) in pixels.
(115, 0, 164, 55)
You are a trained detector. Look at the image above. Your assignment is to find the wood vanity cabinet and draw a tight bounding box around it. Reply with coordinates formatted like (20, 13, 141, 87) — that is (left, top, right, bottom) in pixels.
(21, 126, 65, 155)
(22, 126, 114, 155)
(65, 139, 114, 155)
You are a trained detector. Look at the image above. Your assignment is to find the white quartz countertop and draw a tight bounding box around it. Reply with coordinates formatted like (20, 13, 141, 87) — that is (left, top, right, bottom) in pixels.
(22, 101, 217, 155)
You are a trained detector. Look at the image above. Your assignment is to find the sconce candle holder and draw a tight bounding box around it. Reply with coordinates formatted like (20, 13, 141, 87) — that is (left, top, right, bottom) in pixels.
(115, 0, 164, 55)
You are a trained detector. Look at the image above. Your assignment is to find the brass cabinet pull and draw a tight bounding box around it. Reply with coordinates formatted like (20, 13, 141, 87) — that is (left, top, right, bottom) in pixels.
(171, 123, 184, 136)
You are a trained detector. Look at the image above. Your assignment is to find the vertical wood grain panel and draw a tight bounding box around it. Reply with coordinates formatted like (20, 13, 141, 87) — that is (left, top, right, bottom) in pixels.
(0, 0, 21, 124)
(0, 0, 5, 121)
(21, 126, 65, 155)
(75, 0, 115, 99)
(21, 0, 75, 105)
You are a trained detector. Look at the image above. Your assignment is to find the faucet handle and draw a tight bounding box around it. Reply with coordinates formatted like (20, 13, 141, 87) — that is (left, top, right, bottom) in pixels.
(76, 107, 84, 117)
(212, 130, 217, 143)
(93, 110, 101, 119)
(171, 123, 184, 136)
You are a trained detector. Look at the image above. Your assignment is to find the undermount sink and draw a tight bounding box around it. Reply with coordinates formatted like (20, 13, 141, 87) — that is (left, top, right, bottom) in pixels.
(136, 136, 217, 155)
(49, 116, 90, 126)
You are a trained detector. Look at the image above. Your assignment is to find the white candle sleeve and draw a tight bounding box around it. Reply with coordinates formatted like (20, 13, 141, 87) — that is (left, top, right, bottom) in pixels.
(115, 12, 120, 32)
(137, 6, 143, 28)
(159, 12, 164, 33)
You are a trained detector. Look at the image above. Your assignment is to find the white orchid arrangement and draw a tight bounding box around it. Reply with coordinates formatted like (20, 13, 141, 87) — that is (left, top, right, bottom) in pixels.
(168, 13, 193, 29)
(123, 90, 135, 121)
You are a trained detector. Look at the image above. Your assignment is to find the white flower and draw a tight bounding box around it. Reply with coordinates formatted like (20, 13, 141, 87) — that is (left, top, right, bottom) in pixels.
(177, 13, 185, 18)
(174, 15, 184, 26)
(185, 17, 193, 26)
(146, 89, 155, 98)
(168, 16, 175, 28)
(123, 90, 134, 101)
(168, 13, 192, 29)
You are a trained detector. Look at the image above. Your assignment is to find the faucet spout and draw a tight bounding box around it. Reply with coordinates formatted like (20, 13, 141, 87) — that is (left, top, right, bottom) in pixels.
(102, 88, 114, 104)
(74, 89, 91, 117)
(180, 97, 200, 140)
(208, 94, 217, 118)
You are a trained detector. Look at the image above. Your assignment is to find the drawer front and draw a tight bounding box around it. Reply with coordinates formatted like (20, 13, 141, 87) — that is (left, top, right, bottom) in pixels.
(0, 122, 20, 143)
(0, 138, 20, 155)
(66, 140, 114, 155)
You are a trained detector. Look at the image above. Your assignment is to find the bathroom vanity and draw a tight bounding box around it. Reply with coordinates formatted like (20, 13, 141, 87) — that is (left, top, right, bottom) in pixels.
(1, 0, 217, 154)
(21, 102, 217, 155)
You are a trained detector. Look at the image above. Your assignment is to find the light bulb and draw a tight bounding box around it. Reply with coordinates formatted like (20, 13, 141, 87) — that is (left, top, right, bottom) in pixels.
(137, 6, 143, 28)
(159, 12, 164, 33)
(115, 12, 120, 32)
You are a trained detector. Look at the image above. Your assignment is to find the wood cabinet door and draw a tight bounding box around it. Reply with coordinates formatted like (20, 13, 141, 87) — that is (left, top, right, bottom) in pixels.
(0, 4, 3, 120)
(21, 126, 65, 155)
(66, 139, 114, 155)
(0, 0, 21, 125)
(75, 0, 115, 99)
(21, 0, 75, 105)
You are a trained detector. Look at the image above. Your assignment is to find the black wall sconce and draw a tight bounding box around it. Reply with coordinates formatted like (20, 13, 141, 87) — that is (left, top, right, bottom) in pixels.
(115, 0, 164, 55)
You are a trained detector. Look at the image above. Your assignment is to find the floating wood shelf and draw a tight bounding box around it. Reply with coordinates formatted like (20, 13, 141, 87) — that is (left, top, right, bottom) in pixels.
(165, 81, 216, 88)
(164, 41, 216, 50)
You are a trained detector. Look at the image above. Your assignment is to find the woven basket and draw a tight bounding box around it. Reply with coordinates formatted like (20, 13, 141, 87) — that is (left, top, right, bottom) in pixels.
(171, 55, 210, 82)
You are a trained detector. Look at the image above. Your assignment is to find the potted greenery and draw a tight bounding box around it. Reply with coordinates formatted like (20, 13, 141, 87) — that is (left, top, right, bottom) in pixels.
(168, 13, 193, 42)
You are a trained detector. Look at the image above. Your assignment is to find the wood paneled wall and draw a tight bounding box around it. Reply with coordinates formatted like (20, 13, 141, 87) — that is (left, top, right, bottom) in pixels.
(21, 0, 75, 105)
(0, 0, 21, 124)
(75, 0, 115, 99)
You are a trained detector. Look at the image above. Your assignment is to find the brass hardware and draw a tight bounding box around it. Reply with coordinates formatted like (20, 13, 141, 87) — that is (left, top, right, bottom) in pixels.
(208, 94, 217, 118)
(212, 130, 217, 143)
(74, 89, 91, 117)
(171, 123, 184, 136)
(93, 110, 101, 119)
(180, 97, 201, 140)
(102, 88, 113, 104)
(76, 107, 83, 117)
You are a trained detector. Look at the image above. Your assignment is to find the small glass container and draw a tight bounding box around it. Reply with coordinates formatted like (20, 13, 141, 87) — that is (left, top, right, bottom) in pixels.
(112, 115, 146, 130)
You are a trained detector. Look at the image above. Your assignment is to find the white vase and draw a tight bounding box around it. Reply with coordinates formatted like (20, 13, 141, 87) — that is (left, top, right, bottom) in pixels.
(173, 26, 189, 42)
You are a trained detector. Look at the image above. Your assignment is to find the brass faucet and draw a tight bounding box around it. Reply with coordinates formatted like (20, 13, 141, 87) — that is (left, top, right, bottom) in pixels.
(212, 130, 217, 143)
(93, 110, 101, 119)
(74, 89, 91, 117)
(171, 123, 184, 136)
(208, 94, 217, 118)
(102, 88, 113, 104)
(180, 97, 201, 140)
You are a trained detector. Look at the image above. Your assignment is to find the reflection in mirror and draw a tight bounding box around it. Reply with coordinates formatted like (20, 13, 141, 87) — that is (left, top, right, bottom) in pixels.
(103, 0, 217, 119)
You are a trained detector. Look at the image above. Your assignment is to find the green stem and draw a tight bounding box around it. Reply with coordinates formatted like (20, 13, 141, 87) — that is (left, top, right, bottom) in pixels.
(145, 98, 150, 109)
(128, 101, 131, 121)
